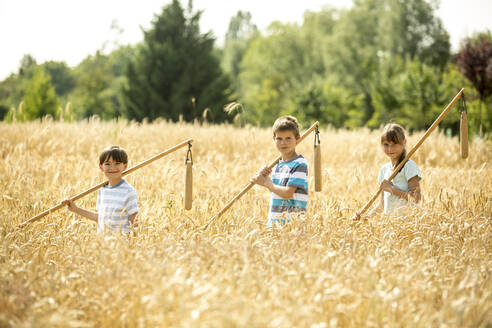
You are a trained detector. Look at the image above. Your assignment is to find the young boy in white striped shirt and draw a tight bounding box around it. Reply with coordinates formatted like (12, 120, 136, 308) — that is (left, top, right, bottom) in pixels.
(63, 146, 139, 234)
(251, 116, 308, 225)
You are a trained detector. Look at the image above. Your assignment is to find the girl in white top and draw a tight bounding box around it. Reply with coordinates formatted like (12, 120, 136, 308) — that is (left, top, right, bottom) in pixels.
(357, 123, 422, 218)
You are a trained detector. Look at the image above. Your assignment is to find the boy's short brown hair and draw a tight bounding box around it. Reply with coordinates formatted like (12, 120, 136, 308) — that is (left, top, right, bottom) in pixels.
(272, 115, 300, 138)
(99, 146, 128, 165)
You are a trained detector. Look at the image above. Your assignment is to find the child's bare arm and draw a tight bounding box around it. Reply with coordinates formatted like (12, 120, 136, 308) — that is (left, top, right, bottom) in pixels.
(129, 212, 138, 236)
(62, 199, 98, 222)
(266, 183, 296, 199)
(408, 176, 421, 202)
(250, 168, 296, 199)
(129, 213, 138, 227)
(380, 176, 420, 202)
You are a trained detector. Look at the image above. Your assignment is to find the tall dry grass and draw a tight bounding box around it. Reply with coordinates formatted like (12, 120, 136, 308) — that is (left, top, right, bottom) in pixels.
(0, 119, 491, 327)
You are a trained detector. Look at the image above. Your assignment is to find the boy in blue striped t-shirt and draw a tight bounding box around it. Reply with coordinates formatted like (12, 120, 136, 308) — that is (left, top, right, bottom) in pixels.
(251, 116, 308, 225)
(63, 146, 139, 234)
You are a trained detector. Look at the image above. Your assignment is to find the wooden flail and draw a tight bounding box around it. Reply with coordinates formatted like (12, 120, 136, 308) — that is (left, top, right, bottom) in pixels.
(356, 89, 465, 217)
(19, 138, 194, 228)
(203, 121, 321, 230)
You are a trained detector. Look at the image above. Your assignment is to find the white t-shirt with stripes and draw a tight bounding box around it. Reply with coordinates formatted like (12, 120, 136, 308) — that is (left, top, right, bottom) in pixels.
(96, 179, 139, 233)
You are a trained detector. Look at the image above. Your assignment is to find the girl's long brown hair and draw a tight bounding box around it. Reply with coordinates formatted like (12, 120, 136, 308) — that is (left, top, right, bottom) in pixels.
(381, 123, 407, 171)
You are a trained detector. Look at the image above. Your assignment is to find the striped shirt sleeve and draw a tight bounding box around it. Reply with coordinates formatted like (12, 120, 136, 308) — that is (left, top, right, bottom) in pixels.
(125, 189, 139, 215)
(287, 161, 308, 190)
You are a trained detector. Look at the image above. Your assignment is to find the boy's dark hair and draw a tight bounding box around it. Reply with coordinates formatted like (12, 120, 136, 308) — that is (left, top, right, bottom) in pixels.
(272, 115, 300, 138)
(99, 146, 128, 165)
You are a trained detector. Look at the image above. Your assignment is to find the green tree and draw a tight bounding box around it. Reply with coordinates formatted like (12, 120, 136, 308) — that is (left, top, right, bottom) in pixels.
(240, 21, 320, 123)
(455, 31, 492, 135)
(323, 0, 451, 128)
(21, 67, 60, 120)
(106, 45, 137, 118)
(239, 8, 342, 125)
(386, 60, 458, 131)
(239, 27, 291, 123)
(0, 74, 19, 120)
(222, 12, 256, 91)
(41, 61, 75, 98)
(70, 51, 117, 119)
(379, 0, 450, 69)
(324, 0, 380, 124)
(18, 54, 37, 78)
(301, 9, 337, 76)
(2, 54, 38, 108)
(122, 0, 231, 122)
(222, 11, 258, 95)
(288, 77, 362, 128)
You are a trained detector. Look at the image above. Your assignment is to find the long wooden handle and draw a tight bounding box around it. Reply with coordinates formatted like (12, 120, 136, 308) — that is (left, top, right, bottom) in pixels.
(203, 121, 320, 229)
(357, 88, 465, 216)
(19, 138, 193, 228)
(211, 151, 283, 220)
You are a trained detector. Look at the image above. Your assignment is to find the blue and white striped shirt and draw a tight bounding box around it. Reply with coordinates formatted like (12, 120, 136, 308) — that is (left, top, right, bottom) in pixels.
(268, 155, 308, 225)
(96, 179, 139, 233)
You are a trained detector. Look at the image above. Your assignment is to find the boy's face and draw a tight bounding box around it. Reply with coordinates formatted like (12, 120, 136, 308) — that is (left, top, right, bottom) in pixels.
(99, 156, 127, 179)
(273, 130, 299, 156)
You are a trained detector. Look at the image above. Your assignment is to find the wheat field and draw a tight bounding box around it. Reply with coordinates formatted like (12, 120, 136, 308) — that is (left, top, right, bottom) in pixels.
(0, 119, 491, 327)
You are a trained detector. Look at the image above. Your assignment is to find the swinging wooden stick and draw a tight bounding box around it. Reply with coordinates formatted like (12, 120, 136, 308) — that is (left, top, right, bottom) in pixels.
(203, 121, 320, 229)
(356, 88, 465, 217)
(19, 138, 194, 228)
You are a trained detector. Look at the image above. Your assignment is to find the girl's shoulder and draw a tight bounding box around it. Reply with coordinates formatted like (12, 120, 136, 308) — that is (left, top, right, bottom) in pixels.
(379, 162, 393, 171)
(378, 162, 393, 181)
(403, 159, 420, 170)
(402, 159, 422, 179)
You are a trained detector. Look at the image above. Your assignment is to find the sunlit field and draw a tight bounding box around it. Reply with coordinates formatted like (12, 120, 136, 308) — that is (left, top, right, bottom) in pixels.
(1, 119, 491, 327)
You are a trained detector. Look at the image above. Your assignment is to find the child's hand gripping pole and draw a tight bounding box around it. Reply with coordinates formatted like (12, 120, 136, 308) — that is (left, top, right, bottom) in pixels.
(355, 89, 465, 218)
(19, 138, 194, 228)
(202, 121, 320, 230)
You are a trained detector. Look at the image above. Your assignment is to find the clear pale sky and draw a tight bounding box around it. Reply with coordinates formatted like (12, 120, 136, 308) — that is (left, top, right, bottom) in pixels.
(0, 0, 491, 80)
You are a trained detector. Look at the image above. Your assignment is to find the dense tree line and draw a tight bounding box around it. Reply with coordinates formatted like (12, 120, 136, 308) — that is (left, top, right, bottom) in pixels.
(0, 0, 490, 135)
